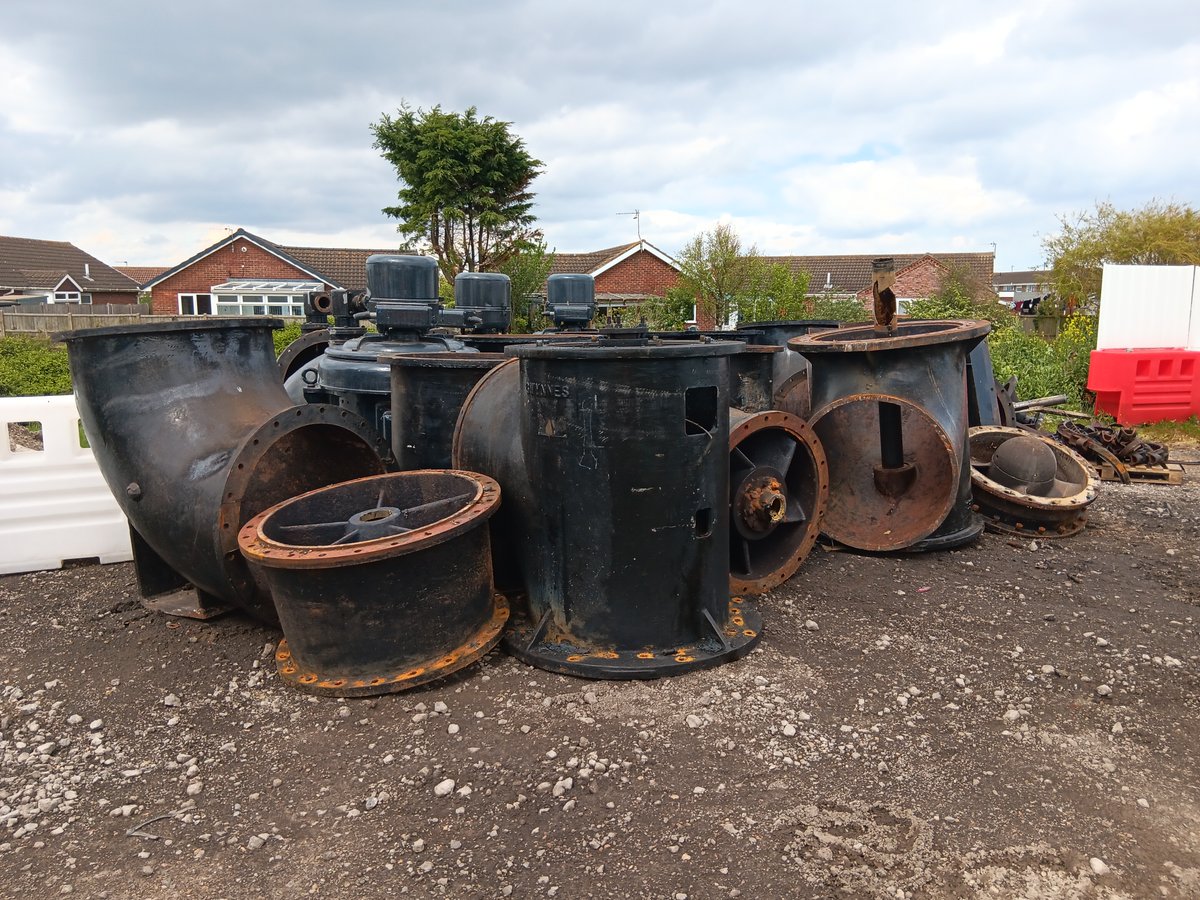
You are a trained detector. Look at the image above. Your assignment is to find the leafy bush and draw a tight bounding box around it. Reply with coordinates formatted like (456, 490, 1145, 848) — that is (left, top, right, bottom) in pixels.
(905, 269, 1016, 330)
(986, 314, 1098, 406)
(273, 321, 305, 356)
(0, 337, 73, 397)
(807, 297, 870, 323)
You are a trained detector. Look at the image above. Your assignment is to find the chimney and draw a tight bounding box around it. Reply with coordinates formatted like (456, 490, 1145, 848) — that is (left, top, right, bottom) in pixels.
(84, 263, 91, 279)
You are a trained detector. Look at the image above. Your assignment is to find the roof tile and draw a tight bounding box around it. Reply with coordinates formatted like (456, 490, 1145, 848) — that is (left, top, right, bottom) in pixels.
(0, 235, 139, 294)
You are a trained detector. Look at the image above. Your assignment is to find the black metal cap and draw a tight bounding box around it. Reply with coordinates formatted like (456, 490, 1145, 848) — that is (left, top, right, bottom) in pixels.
(366, 255, 439, 302)
(547, 273, 595, 305)
(455, 272, 512, 310)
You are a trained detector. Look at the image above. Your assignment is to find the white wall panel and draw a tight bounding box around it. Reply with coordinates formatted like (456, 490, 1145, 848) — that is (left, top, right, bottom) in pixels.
(1096, 264, 1197, 350)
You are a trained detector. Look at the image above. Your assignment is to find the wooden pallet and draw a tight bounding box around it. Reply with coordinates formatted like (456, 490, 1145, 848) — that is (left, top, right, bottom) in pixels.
(1095, 462, 1185, 485)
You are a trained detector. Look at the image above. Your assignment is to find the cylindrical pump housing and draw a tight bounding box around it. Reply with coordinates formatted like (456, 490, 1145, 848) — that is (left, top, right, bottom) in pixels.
(499, 338, 762, 678)
(790, 320, 989, 551)
(385, 353, 507, 470)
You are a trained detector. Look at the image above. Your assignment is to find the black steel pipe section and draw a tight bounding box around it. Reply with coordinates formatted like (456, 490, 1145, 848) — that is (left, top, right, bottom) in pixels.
(239, 470, 508, 696)
(454, 338, 761, 679)
(736, 320, 841, 420)
(384, 353, 507, 470)
(59, 319, 389, 623)
(789, 320, 990, 552)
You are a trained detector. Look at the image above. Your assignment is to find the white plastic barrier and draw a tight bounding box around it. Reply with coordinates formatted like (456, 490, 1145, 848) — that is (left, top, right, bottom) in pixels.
(1097, 264, 1200, 351)
(0, 394, 132, 575)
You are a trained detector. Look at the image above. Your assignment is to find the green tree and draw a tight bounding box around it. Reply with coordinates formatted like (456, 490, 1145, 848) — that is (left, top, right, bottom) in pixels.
(372, 103, 544, 284)
(904, 266, 1015, 330)
(674, 223, 764, 328)
(734, 262, 812, 323)
(498, 239, 555, 333)
(640, 286, 698, 330)
(1043, 199, 1200, 304)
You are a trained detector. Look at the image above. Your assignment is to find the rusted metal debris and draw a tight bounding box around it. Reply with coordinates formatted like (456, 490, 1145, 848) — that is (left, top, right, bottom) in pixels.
(238, 470, 507, 696)
(969, 426, 1098, 538)
(1057, 420, 1169, 472)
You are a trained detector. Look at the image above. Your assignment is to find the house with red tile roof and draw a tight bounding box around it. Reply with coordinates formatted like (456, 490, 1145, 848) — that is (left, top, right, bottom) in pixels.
(141, 228, 994, 325)
(140, 229, 398, 316)
(0, 235, 140, 305)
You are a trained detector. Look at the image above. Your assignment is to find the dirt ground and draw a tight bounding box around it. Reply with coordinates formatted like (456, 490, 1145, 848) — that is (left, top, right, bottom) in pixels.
(2, 452, 1198, 900)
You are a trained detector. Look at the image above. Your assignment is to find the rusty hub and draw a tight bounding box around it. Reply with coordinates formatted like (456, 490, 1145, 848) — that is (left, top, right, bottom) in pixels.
(736, 473, 787, 534)
(728, 409, 829, 595)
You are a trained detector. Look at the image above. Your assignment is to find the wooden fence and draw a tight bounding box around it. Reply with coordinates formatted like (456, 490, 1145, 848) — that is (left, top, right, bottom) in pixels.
(0, 303, 191, 337)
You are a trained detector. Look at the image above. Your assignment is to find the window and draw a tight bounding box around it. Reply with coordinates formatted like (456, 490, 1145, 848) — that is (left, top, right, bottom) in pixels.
(178, 293, 213, 315)
(52, 291, 81, 303)
(208, 280, 320, 317)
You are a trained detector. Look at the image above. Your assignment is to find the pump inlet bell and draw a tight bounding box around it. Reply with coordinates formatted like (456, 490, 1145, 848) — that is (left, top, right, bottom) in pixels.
(238, 471, 508, 696)
(968, 426, 1098, 537)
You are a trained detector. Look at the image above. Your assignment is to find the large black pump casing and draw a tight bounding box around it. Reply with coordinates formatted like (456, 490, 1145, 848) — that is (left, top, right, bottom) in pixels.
(455, 338, 762, 679)
(59, 319, 389, 623)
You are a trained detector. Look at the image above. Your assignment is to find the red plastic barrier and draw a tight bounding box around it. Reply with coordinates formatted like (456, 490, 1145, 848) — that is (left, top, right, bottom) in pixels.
(1088, 349, 1200, 425)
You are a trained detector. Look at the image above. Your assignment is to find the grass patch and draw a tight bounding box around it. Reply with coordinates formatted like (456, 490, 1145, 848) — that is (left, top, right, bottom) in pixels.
(1137, 417, 1200, 446)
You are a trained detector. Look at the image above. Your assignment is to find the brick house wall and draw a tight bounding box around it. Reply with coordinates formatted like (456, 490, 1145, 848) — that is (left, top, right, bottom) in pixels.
(93, 291, 139, 305)
(855, 257, 949, 308)
(149, 237, 330, 314)
(595, 249, 679, 296)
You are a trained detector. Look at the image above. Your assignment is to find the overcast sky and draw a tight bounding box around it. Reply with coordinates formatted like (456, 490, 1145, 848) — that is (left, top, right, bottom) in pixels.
(2, 1, 1196, 272)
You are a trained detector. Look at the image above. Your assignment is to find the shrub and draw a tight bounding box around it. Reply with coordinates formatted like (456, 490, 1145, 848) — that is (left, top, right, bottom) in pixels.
(273, 321, 305, 356)
(0, 337, 73, 397)
(905, 269, 1016, 330)
(987, 316, 1098, 407)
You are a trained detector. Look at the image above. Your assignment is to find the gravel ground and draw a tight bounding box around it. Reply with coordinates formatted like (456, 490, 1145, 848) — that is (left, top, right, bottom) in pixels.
(1, 452, 1198, 899)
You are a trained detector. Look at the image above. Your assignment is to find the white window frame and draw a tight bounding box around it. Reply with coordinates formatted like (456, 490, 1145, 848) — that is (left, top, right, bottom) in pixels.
(52, 291, 81, 303)
(178, 293, 214, 316)
(213, 292, 306, 317)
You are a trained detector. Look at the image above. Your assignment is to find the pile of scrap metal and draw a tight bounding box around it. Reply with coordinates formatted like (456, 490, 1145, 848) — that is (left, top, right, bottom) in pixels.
(1055, 421, 1169, 483)
(61, 255, 1076, 699)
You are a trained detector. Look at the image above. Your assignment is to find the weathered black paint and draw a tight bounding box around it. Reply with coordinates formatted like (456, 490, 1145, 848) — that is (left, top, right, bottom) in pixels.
(58, 318, 389, 623)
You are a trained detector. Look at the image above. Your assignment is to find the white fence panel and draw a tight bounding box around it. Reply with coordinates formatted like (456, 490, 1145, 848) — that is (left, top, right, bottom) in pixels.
(0, 394, 132, 575)
(1096, 264, 1197, 351)
(1190, 272, 1200, 352)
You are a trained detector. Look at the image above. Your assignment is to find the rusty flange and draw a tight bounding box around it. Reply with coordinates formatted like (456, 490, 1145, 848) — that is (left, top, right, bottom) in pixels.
(239, 470, 508, 696)
(968, 426, 1099, 538)
(729, 409, 828, 594)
